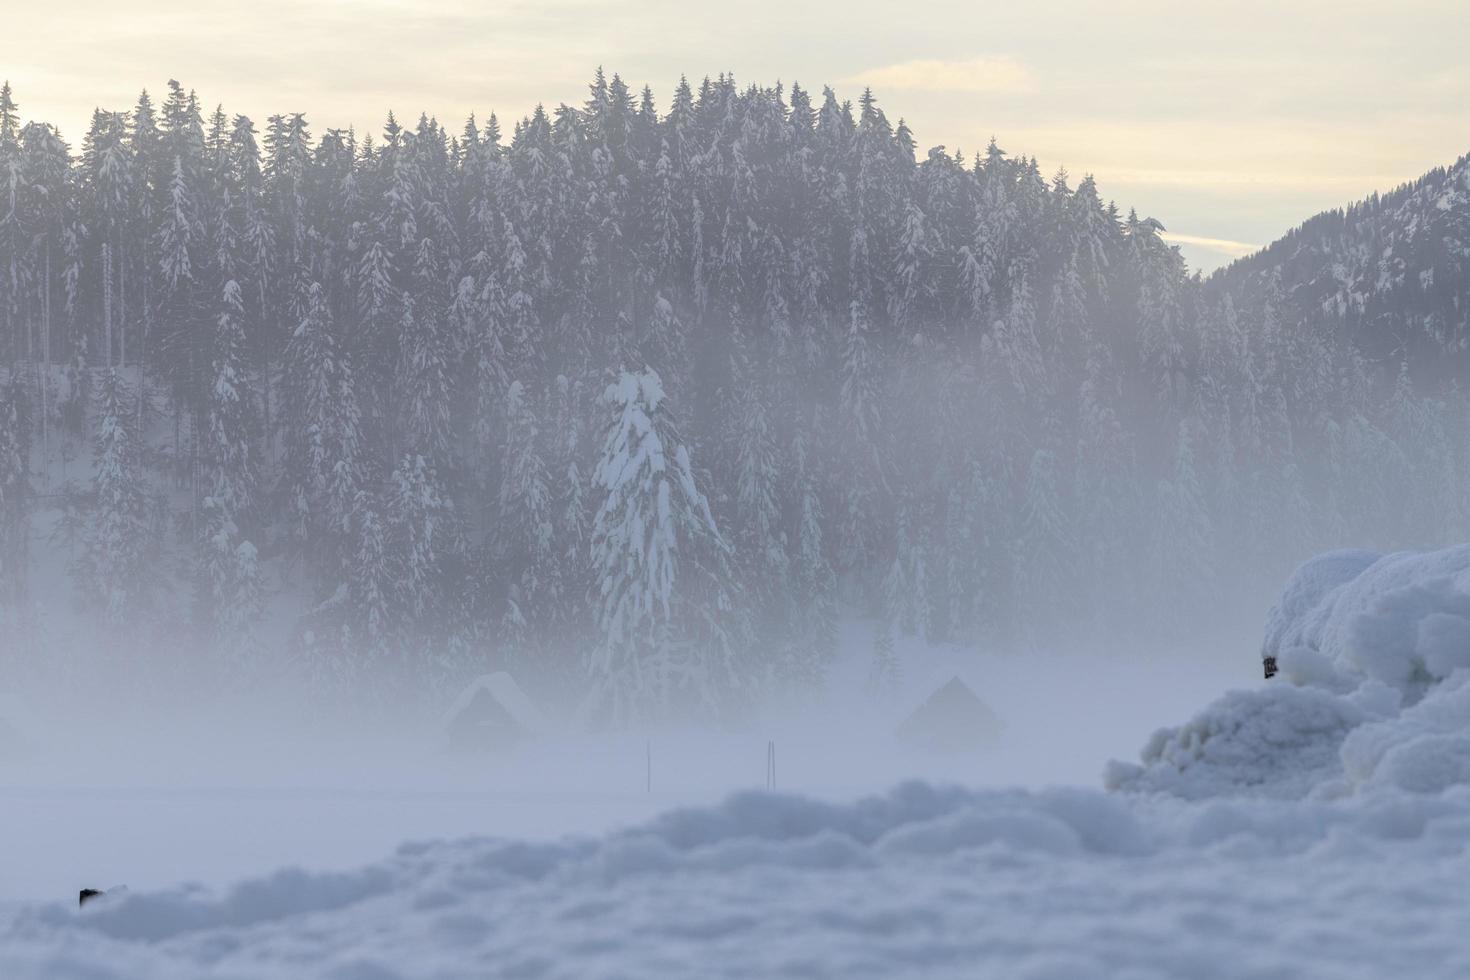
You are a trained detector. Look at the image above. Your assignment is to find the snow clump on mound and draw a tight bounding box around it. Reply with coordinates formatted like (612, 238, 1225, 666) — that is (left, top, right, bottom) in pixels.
(1108, 545, 1470, 799)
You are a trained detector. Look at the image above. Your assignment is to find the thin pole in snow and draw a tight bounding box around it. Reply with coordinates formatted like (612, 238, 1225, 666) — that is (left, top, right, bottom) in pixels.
(646, 738, 651, 794)
(766, 740, 775, 790)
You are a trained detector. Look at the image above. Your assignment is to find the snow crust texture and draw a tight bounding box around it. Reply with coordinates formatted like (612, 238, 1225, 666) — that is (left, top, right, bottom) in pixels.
(5, 779, 1470, 980)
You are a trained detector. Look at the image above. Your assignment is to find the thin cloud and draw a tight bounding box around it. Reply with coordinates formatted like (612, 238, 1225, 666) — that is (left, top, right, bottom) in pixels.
(1162, 232, 1260, 258)
(848, 57, 1034, 94)
(1101, 167, 1411, 190)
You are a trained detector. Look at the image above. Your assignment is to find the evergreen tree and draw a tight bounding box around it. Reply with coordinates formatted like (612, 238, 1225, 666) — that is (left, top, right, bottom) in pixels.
(386, 452, 450, 635)
(1155, 419, 1215, 637)
(0, 377, 29, 611)
(79, 369, 151, 624)
(589, 370, 740, 722)
(865, 619, 900, 701)
(1013, 447, 1072, 648)
(199, 280, 262, 643)
(282, 283, 362, 565)
(495, 380, 555, 658)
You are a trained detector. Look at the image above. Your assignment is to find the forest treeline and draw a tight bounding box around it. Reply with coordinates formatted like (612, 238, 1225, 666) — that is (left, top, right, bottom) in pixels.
(0, 73, 1466, 719)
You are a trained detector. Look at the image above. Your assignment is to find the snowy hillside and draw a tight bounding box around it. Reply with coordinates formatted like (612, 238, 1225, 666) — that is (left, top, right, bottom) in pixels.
(7, 548, 1470, 978)
(1212, 152, 1470, 373)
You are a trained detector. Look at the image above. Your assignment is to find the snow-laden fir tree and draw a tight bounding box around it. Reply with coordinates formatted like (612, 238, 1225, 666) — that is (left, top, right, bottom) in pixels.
(0, 377, 29, 611)
(282, 283, 363, 571)
(386, 452, 451, 634)
(199, 279, 262, 643)
(1013, 446, 1073, 649)
(394, 292, 452, 463)
(865, 618, 900, 702)
(1154, 418, 1215, 637)
(495, 379, 555, 659)
(348, 499, 395, 663)
(589, 369, 742, 722)
(78, 369, 151, 624)
(884, 500, 933, 640)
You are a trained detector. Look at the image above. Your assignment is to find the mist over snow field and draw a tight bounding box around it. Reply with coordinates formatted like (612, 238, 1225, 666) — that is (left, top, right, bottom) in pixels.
(0, 637, 1243, 906)
(7, 547, 1470, 978)
(1, 63, 1468, 978)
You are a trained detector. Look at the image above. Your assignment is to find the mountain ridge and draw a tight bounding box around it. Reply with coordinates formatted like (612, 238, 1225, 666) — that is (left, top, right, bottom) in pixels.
(1211, 151, 1470, 373)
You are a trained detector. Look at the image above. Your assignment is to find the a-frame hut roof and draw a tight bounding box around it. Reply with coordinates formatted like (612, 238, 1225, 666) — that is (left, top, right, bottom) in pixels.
(442, 672, 548, 751)
(895, 675, 1002, 753)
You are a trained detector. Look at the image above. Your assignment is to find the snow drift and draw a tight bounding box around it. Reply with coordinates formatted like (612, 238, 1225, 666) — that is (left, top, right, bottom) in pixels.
(1108, 545, 1470, 799)
(8, 781, 1470, 980)
(5, 779, 1470, 979)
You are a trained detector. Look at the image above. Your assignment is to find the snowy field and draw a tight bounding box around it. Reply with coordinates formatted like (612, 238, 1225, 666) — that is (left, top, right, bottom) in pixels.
(7, 782, 1470, 980)
(7, 547, 1470, 977)
(0, 638, 1247, 905)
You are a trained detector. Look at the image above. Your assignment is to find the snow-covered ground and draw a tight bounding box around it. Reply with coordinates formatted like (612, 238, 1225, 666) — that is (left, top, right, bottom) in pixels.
(7, 546, 1470, 978)
(0, 636, 1245, 905)
(7, 781, 1470, 980)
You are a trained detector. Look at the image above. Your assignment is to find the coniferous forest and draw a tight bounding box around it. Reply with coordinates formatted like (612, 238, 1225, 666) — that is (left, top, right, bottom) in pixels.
(1, 72, 1467, 721)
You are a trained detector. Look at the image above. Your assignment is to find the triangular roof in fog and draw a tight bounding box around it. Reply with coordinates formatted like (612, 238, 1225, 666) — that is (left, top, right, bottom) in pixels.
(895, 675, 1002, 753)
(442, 672, 548, 737)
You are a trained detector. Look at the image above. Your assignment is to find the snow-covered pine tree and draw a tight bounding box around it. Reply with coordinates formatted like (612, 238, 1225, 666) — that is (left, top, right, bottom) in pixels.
(0, 377, 30, 612)
(865, 618, 900, 701)
(1013, 446, 1073, 649)
(386, 451, 451, 635)
(78, 369, 151, 624)
(198, 280, 262, 645)
(1131, 214, 1187, 412)
(395, 290, 452, 463)
(1154, 418, 1216, 637)
(282, 282, 363, 569)
(589, 369, 741, 722)
(494, 380, 555, 660)
(883, 501, 932, 640)
(784, 465, 836, 687)
(732, 359, 784, 588)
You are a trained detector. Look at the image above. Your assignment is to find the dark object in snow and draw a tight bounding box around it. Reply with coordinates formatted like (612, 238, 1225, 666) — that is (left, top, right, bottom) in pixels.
(1264, 656, 1278, 680)
(442, 673, 548, 753)
(895, 676, 1002, 754)
(79, 885, 127, 908)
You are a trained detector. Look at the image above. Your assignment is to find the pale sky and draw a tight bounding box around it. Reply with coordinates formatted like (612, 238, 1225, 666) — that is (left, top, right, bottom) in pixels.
(7, 0, 1469, 271)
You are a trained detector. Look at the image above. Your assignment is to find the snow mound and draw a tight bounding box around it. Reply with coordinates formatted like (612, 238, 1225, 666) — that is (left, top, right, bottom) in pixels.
(1111, 545, 1470, 799)
(7, 781, 1470, 979)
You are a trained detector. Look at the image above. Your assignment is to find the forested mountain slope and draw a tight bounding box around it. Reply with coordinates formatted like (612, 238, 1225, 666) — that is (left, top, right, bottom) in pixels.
(1211, 153, 1470, 374)
(0, 73, 1465, 721)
